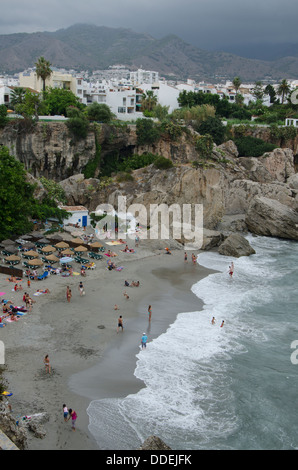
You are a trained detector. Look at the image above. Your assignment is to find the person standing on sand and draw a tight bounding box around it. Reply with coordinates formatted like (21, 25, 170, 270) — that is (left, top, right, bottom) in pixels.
(68, 409, 78, 431)
(66, 287, 72, 303)
(78, 281, 84, 296)
(184, 252, 188, 263)
(141, 333, 148, 349)
(211, 317, 216, 325)
(220, 321, 225, 328)
(44, 355, 51, 374)
(148, 305, 152, 322)
(63, 404, 69, 422)
(229, 262, 234, 278)
(117, 315, 123, 333)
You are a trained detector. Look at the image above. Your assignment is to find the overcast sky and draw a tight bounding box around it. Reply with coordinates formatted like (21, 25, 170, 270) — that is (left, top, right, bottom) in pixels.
(1, 0, 298, 52)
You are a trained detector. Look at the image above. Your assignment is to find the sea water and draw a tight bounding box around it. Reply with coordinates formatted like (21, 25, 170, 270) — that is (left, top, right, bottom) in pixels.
(87, 235, 298, 450)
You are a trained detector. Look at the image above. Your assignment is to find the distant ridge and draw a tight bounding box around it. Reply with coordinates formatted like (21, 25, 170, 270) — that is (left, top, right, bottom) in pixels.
(1, 23, 298, 81)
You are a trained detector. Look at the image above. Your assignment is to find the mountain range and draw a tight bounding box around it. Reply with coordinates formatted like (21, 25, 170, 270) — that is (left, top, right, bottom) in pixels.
(1, 23, 298, 82)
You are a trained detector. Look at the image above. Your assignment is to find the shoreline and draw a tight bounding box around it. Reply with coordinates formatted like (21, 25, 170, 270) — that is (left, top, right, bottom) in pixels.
(0, 242, 213, 450)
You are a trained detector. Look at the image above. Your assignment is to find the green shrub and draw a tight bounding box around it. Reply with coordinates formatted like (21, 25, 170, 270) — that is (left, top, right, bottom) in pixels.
(116, 172, 134, 182)
(66, 116, 89, 139)
(136, 118, 161, 145)
(195, 134, 214, 158)
(234, 136, 276, 157)
(197, 116, 226, 145)
(120, 153, 158, 171)
(153, 156, 173, 169)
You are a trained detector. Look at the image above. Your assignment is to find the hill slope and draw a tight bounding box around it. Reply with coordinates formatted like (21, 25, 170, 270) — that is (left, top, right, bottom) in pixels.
(1, 24, 298, 81)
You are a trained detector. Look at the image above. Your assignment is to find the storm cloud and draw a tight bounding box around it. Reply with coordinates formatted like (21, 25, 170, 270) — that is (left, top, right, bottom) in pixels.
(1, 0, 298, 53)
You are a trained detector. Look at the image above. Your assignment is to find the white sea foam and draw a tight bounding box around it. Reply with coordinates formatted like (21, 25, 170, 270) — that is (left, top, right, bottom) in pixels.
(87, 235, 298, 449)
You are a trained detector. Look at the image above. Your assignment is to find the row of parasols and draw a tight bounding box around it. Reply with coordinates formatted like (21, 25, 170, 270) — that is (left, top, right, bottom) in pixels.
(1, 236, 104, 268)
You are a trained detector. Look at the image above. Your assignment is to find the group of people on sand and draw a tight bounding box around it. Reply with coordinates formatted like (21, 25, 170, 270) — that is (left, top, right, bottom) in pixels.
(62, 404, 78, 431)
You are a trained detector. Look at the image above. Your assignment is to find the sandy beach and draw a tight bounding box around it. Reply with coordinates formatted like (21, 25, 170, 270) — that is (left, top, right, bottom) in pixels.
(0, 237, 213, 450)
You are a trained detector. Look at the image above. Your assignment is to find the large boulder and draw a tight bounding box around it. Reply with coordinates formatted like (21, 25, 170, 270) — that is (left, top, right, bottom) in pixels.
(138, 435, 172, 450)
(218, 233, 256, 257)
(246, 196, 298, 240)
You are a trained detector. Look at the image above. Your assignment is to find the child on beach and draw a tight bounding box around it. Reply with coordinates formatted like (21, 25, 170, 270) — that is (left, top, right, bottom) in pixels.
(63, 404, 69, 422)
(141, 333, 148, 349)
(68, 409, 78, 431)
(117, 315, 123, 333)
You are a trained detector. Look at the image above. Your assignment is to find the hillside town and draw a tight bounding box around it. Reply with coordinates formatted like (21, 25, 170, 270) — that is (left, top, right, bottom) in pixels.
(0, 65, 298, 123)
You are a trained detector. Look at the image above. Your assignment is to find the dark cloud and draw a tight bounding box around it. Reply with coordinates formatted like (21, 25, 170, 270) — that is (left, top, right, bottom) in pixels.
(2, 0, 298, 52)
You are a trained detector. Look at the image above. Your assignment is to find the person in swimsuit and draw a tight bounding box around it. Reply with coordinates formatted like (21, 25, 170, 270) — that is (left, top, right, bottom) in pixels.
(44, 354, 51, 374)
(148, 305, 152, 322)
(117, 315, 123, 333)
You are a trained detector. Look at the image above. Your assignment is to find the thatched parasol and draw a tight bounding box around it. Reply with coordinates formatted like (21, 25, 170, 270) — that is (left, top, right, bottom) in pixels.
(41, 245, 56, 253)
(5, 255, 21, 261)
(55, 241, 70, 249)
(45, 254, 59, 263)
(1, 239, 16, 245)
(70, 237, 84, 245)
(24, 250, 40, 258)
(28, 258, 44, 266)
(61, 248, 73, 256)
(90, 241, 103, 248)
(74, 245, 88, 252)
(4, 245, 19, 254)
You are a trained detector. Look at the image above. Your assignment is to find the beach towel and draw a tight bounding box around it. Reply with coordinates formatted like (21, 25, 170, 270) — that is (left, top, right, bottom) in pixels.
(116, 266, 124, 271)
(106, 241, 123, 245)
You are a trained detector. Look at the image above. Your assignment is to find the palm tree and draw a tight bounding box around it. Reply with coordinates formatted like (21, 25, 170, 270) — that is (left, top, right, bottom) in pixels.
(277, 79, 291, 104)
(141, 90, 158, 112)
(10, 87, 26, 110)
(232, 76, 242, 95)
(35, 56, 52, 93)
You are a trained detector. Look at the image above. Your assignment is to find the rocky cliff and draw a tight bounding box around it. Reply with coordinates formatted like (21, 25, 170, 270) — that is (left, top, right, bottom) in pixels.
(1, 120, 298, 243)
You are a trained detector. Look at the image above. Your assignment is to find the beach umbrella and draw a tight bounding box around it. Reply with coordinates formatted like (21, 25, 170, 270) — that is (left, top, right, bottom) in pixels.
(24, 250, 40, 258)
(70, 237, 84, 245)
(20, 234, 33, 240)
(5, 255, 21, 264)
(4, 245, 19, 254)
(45, 254, 59, 263)
(71, 230, 84, 237)
(41, 245, 56, 253)
(1, 239, 15, 245)
(60, 257, 74, 264)
(30, 232, 43, 239)
(28, 258, 44, 266)
(55, 241, 69, 249)
(74, 245, 88, 253)
(23, 242, 35, 250)
(48, 234, 63, 242)
(90, 241, 103, 248)
(61, 248, 73, 256)
(35, 238, 50, 247)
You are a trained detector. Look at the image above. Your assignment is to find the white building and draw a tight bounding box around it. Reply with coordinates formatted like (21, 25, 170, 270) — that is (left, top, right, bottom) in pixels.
(60, 206, 90, 228)
(130, 69, 159, 86)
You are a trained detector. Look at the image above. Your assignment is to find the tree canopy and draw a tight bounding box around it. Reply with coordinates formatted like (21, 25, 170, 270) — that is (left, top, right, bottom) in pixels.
(0, 146, 68, 240)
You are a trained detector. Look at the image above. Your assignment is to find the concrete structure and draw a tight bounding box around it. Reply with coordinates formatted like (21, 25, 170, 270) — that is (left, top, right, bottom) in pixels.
(0, 428, 19, 450)
(60, 206, 90, 228)
(285, 118, 298, 127)
(19, 70, 76, 94)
